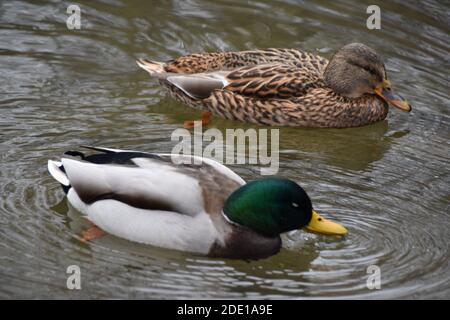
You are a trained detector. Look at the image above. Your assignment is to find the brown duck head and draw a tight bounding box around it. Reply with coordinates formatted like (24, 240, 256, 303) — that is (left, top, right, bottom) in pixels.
(324, 43, 411, 112)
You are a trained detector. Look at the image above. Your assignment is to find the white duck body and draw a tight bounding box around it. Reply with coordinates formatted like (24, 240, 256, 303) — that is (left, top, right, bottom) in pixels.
(48, 147, 281, 259)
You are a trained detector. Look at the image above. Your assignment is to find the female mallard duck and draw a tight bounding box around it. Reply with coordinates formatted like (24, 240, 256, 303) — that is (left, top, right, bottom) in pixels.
(48, 146, 347, 260)
(137, 43, 411, 128)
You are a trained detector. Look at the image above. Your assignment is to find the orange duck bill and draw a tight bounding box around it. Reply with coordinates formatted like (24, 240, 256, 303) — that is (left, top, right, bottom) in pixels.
(374, 80, 412, 112)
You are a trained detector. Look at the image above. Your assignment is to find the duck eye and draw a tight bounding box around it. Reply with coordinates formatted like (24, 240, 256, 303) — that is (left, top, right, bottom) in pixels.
(318, 217, 323, 221)
(292, 202, 299, 207)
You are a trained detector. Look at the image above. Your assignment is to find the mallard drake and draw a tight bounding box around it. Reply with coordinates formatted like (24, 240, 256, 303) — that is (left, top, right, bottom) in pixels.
(48, 146, 347, 260)
(137, 43, 411, 128)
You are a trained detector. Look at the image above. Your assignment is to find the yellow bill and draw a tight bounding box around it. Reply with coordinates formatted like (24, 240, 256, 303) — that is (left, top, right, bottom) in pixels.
(304, 210, 348, 236)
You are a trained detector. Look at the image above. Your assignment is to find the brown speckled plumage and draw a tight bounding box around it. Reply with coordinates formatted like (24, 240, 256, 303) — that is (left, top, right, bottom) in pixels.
(165, 49, 327, 73)
(137, 45, 395, 128)
(206, 88, 387, 128)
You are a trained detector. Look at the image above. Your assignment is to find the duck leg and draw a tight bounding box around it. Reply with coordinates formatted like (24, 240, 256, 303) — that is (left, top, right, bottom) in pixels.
(81, 225, 107, 241)
(183, 111, 211, 129)
(77, 220, 107, 242)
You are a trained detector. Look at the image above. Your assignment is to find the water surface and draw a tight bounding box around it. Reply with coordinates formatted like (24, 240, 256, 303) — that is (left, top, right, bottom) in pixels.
(0, 0, 449, 299)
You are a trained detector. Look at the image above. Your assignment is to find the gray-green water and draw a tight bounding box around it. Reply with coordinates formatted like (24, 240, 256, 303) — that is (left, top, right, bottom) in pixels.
(0, 0, 449, 299)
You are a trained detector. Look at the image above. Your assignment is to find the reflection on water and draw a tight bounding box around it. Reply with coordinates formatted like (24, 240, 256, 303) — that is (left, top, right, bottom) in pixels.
(0, 0, 449, 299)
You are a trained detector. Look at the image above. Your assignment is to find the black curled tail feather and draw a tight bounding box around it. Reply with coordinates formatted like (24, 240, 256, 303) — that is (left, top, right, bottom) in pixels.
(64, 150, 86, 159)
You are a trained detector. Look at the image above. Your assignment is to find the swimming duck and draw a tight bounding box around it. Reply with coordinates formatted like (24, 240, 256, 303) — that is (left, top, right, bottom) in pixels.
(137, 43, 411, 128)
(48, 146, 347, 260)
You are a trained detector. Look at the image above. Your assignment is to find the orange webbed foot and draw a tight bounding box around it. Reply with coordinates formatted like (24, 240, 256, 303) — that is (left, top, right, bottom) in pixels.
(183, 111, 211, 129)
(79, 225, 107, 242)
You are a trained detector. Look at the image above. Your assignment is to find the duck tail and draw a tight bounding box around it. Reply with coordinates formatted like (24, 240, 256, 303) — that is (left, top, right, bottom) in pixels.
(47, 160, 71, 194)
(136, 58, 167, 77)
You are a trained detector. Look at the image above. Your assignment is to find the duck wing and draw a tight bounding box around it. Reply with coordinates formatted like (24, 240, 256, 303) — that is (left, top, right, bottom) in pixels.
(164, 63, 324, 102)
(162, 48, 328, 74)
(49, 146, 245, 217)
(137, 49, 328, 103)
(223, 64, 324, 99)
(48, 147, 247, 253)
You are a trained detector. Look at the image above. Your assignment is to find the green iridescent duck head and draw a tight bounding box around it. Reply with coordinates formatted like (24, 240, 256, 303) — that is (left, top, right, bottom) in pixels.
(324, 43, 411, 112)
(223, 177, 347, 237)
